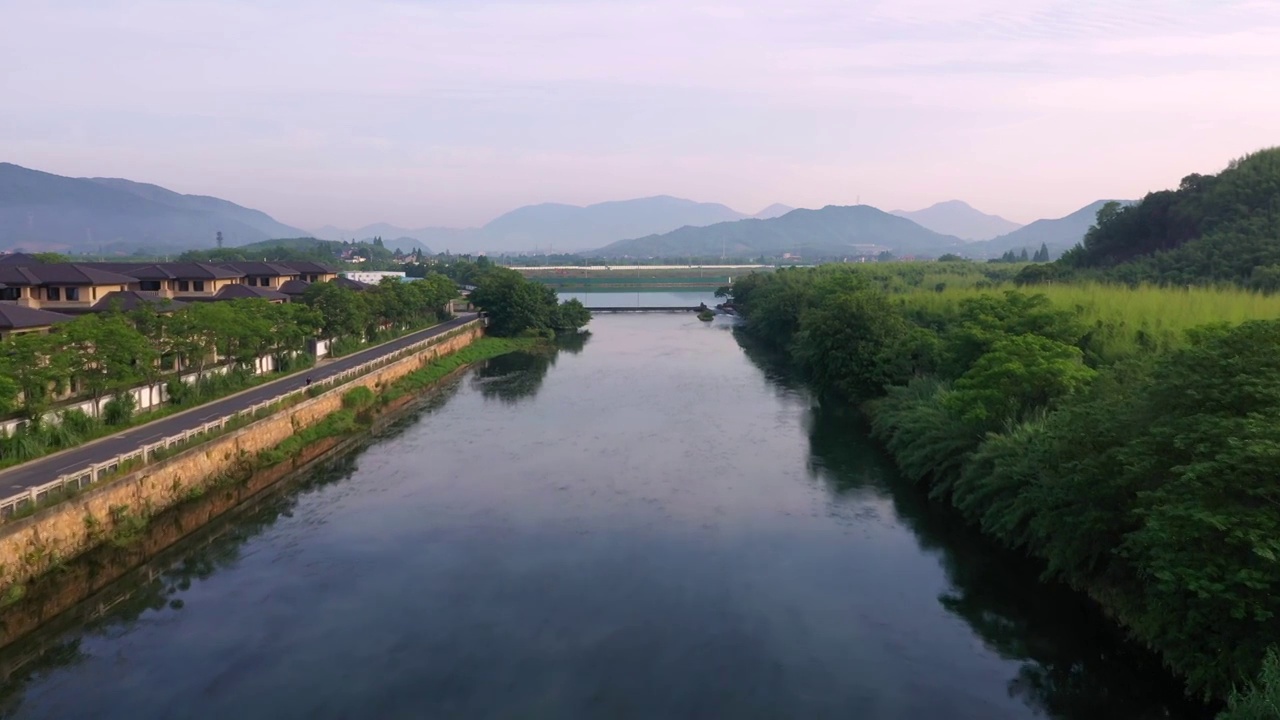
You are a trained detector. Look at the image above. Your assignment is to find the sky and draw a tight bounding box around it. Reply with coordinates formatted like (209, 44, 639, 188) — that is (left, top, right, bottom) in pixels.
(2, 0, 1279, 230)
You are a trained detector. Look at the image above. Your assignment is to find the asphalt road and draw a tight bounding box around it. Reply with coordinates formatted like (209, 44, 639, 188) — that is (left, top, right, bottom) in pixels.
(0, 314, 478, 497)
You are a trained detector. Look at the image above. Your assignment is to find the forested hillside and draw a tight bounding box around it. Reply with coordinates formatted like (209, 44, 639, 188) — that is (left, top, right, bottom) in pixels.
(1056, 148, 1280, 286)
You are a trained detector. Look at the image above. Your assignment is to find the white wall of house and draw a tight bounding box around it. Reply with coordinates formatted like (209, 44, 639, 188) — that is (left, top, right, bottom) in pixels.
(342, 271, 405, 284)
(0, 351, 294, 437)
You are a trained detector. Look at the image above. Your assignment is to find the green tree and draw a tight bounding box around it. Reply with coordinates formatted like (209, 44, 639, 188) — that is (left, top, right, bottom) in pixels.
(470, 268, 556, 336)
(60, 314, 155, 408)
(165, 304, 222, 376)
(30, 252, 71, 264)
(1, 333, 67, 420)
(303, 281, 369, 342)
(1114, 320, 1280, 694)
(940, 291, 1086, 379)
(947, 334, 1096, 430)
(791, 288, 911, 398)
(0, 367, 19, 417)
(550, 298, 591, 332)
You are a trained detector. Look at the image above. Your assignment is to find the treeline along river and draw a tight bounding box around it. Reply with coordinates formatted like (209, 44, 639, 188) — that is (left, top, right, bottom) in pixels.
(0, 309, 1206, 719)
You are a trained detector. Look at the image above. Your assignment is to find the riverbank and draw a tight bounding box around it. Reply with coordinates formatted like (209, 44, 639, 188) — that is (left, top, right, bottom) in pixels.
(723, 264, 1280, 707)
(0, 327, 538, 639)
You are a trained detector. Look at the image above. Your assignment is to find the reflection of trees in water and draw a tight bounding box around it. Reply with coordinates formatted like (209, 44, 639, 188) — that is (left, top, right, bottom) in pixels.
(470, 333, 590, 405)
(0, 382, 475, 717)
(0, 456, 358, 718)
(732, 328, 808, 399)
(744, 334, 1212, 719)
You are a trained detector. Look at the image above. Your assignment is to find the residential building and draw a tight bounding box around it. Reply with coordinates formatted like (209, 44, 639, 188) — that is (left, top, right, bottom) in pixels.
(0, 264, 139, 312)
(216, 262, 301, 289)
(280, 261, 340, 284)
(0, 303, 74, 339)
(199, 284, 289, 303)
(121, 263, 245, 299)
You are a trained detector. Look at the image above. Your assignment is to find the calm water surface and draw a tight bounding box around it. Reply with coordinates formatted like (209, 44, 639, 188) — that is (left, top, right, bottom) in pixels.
(556, 290, 719, 307)
(0, 308, 1205, 719)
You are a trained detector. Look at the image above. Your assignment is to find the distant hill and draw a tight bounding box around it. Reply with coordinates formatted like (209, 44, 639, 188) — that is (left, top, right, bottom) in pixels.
(479, 196, 747, 252)
(312, 223, 465, 254)
(317, 196, 753, 254)
(966, 200, 1126, 259)
(0, 163, 307, 253)
(590, 205, 966, 259)
(754, 204, 795, 219)
(890, 200, 1022, 241)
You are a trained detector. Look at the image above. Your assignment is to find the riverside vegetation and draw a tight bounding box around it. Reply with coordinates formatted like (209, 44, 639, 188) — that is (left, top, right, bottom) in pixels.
(721, 260, 1280, 715)
(0, 275, 458, 466)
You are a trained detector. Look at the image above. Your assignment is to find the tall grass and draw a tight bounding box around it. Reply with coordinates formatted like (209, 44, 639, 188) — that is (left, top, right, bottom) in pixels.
(897, 281, 1280, 364)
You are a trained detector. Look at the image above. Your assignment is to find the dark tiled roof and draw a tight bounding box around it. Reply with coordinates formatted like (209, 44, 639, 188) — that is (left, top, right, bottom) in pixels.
(0, 253, 43, 266)
(78, 262, 153, 271)
(0, 304, 75, 330)
(333, 276, 371, 291)
(0, 263, 138, 286)
(217, 261, 300, 277)
(123, 262, 244, 281)
(277, 279, 312, 295)
(211, 284, 289, 302)
(276, 260, 339, 274)
(90, 291, 190, 313)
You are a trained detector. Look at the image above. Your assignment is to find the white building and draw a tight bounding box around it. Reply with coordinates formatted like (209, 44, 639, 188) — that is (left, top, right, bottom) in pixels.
(341, 270, 407, 284)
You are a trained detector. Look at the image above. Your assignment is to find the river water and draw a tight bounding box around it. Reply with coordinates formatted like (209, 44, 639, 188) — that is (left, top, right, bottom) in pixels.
(0, 298, 1206, 719)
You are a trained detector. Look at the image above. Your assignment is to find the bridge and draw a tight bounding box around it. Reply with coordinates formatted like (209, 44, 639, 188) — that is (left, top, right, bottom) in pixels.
(585, 306, 706, 313)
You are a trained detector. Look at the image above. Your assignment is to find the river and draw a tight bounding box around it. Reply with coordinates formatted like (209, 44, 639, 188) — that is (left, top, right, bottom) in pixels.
(0, 297, 1207, 719)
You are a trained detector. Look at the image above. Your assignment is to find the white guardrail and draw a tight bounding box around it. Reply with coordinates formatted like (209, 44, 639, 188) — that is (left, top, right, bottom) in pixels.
(0, 319, 479, 521)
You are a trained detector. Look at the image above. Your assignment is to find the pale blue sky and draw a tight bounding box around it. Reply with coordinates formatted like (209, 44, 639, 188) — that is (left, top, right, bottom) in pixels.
(2, 0, 1278, 228)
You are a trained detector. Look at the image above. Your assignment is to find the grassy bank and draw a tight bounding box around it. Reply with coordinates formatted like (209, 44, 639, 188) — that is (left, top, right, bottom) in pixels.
(257, 336, 542, 468)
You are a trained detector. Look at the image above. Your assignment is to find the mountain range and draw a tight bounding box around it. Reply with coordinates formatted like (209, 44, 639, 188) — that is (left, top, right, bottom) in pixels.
(0, 163, 307, 253)
(1, 161, 1117, 260)
(313, 197, 796, 254)
(890, 200, 1023, 241)
(590, 205, 968, 259)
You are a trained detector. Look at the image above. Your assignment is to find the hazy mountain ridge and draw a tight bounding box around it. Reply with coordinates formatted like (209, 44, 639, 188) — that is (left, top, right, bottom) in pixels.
(890, 200, 1022, 241)
(0, 163, 307, 252)
(316, 196, 769, 254)
(589, 205, 966, 259)
(1, 161, 1135, 261)
(966, 200, 1129, 259)
(753, 203, 794, 219)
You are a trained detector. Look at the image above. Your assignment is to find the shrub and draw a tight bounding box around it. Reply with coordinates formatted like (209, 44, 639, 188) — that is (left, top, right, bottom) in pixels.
(341, 386, 376, 410)
(102, 393, 136, 426)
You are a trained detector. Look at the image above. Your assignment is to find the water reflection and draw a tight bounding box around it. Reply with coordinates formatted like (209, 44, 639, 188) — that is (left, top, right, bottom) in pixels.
(0, 452, 364, 718)
(0, 382, 474, 718)
(470, 333, 590, 405)
(785, 377, 1210, 718)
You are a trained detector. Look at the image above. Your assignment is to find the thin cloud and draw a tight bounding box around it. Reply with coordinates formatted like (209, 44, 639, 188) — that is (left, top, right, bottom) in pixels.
(0, 0, 1276, 227)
